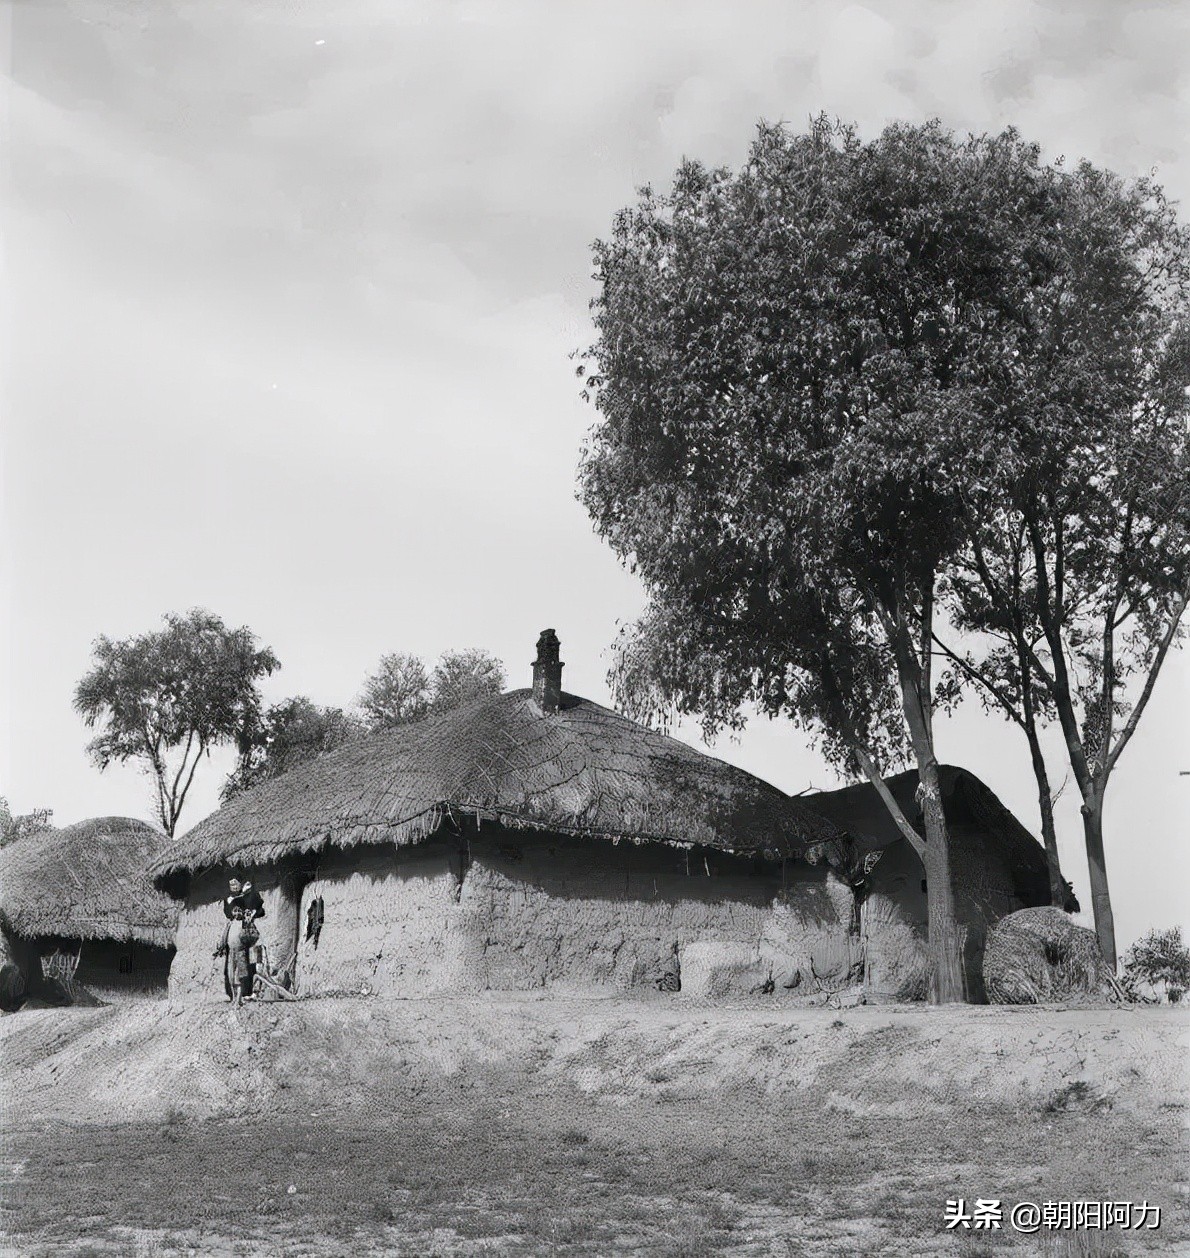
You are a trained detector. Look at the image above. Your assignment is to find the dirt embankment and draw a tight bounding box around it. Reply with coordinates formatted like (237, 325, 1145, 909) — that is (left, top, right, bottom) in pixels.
(2, 995, 1186, 1126)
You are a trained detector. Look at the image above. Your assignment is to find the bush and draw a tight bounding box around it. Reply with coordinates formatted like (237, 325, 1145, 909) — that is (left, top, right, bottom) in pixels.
(1121, 927, 1190, 1003)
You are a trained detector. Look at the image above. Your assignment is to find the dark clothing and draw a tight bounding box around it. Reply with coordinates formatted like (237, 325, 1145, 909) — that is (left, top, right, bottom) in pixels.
(240, 888, 265, 918)
(222, 888, 266, 920)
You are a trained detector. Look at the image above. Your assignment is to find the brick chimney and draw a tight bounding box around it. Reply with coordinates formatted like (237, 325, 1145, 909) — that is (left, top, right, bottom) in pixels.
(531, 629, 563, 714)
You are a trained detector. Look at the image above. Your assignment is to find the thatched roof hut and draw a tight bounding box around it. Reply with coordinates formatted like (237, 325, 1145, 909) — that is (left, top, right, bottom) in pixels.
(0, 816, 178, 948)
(153, 686, 843, 894)
(155, 632, 861, 1003)
(0, 816, 179, 1009)
(150, 634, 1048, 1006)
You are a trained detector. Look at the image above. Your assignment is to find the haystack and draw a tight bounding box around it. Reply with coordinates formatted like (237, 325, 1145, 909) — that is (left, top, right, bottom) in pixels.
(983, 907, 1113, 1004)
(0, 816, 178, 1008)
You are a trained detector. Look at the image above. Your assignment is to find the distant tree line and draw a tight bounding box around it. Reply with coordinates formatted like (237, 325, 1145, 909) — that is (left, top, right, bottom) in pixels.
(221, 648, 507, 802)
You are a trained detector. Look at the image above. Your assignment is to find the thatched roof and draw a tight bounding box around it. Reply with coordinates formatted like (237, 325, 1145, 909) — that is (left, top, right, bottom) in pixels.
(808, 765, 1050, 899)
(152, 689, 844, 887)
(0, 817, 179, 948)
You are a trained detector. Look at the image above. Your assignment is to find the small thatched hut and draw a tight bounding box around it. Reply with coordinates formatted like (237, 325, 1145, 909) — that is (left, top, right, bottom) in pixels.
(0, 816, 178, 1009)
(808, 767, 1053, 1001)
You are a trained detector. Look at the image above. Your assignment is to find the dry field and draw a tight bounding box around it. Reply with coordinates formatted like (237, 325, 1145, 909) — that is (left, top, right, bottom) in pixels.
(1, 996, 1187, 1256)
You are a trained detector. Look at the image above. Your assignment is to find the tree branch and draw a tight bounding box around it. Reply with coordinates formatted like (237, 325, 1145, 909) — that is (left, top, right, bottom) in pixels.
(851, 744, 926, 859)
(931, 634, 1027, 731)
(1102, 590, 1188, 783)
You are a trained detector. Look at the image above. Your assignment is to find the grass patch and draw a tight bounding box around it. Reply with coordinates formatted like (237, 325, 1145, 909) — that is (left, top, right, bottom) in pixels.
(3, 1085, 1186, 1255)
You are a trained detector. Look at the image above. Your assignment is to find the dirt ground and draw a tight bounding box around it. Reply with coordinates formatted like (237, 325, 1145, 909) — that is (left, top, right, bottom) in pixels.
(1, 995, 1187, 1256)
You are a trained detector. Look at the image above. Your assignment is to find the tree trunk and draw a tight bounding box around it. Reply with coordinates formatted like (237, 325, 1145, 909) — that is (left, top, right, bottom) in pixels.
(1023, 725, 1067, 908)
(886, 599, 967, 1005)
(1036, 788, 1066, 909)
(1081, 795, 1117, 970)
(271, 871, 308, 991)
(917, 761, 967, 1003)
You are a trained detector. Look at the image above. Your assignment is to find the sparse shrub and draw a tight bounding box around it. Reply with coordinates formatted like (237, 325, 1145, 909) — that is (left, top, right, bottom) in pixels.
(1121, 927, 1190, 1004)
(1041, 1080, 1104, 1113)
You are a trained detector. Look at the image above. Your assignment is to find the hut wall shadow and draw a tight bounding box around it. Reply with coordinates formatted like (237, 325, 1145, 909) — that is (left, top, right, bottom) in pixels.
(38, 935, 174, 1000)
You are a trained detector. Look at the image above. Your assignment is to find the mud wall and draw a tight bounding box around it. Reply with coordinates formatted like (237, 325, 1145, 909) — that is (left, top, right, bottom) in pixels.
(0, 927, 41, 1010)
(298, 831, 927, 1000)
(455, 834, 852, 997)
(296, 841, 462, 998)
(166, 833, 935, 1002)
(860, 825, 1042, 1002)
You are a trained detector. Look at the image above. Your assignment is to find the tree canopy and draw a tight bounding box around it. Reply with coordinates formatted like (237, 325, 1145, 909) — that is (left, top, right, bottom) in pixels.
(221, 698, 363, 803)
(74, 609, 280, 836)
(358, 648, 506, 731)
(220, 647, 510, 801)
(358, 653, 432, 729)
(937, 159, 1190, 963)
(577, 116, 1182, 998)
(427, 649, 507, 713)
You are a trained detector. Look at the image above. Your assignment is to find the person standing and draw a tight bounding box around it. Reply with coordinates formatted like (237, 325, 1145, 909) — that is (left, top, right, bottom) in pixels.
(214, 904, 259, 1005)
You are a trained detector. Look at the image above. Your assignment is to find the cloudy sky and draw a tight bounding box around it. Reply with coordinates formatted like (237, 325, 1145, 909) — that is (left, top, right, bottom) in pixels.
(4, 0, 1187, 947)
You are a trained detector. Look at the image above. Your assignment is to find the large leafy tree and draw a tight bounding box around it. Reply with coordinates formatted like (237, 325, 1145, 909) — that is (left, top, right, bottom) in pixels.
(221, 697, 363, 802)
(938, 162, 1190, 965)
(74, 609, 280, 836)
(579, 118, 1089, 1003)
